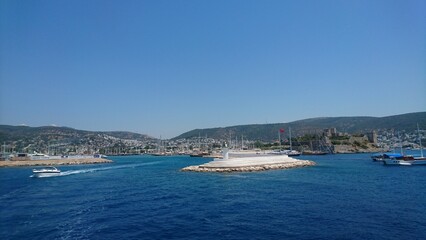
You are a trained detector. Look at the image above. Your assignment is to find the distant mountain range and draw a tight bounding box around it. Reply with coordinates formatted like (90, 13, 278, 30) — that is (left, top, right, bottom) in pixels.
(1, 112, 425, 144)
(173, 112, 426, 141)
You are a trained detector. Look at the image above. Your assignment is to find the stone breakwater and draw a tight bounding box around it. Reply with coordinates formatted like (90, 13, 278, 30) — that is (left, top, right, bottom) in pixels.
(182, 160, 316, 172)
(182, 155, 316, 173)
(0, 158, 113, 167)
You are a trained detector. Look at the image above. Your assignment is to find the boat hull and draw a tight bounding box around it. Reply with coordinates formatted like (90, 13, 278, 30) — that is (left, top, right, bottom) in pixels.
(33, 172, 61, 177)
(383, 159, 404, 165)
(412, 159, 426, 165)
(383, 158, 426, 166)
(32, 167, 61, 177)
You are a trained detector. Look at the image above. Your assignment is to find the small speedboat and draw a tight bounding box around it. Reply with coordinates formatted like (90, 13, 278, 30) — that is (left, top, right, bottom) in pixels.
(32, 166, 61, 177)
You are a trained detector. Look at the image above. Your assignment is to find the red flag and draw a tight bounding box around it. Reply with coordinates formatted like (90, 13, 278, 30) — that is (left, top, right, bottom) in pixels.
(279, 128, 285, 133)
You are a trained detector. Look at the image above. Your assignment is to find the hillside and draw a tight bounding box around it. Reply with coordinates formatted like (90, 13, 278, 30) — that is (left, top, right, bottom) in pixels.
(1, 112, 425, 146)
(173, 112, 426, 141)
(0, 125, 155, 154)
(0, 125, 154, 142)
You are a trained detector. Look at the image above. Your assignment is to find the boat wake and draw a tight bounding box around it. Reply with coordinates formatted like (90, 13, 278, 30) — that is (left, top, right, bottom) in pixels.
(30, 161, 160, 178)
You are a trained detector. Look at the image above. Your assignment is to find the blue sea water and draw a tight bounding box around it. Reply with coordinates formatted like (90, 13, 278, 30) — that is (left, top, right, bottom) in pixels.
(1, 153, 426, 240)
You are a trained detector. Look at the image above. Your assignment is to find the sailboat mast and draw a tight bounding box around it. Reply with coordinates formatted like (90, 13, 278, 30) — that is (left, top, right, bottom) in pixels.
(289, 127, 292, 151)
(398, 132, 403, 155)
(278, 130, 281, 149)
(418, 123, 423, 158)
(241, 135, 243, 150)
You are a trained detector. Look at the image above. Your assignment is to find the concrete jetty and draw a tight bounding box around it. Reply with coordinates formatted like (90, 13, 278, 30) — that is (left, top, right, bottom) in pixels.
(0, 158, 113, 168)
(182, 150, 315, 172)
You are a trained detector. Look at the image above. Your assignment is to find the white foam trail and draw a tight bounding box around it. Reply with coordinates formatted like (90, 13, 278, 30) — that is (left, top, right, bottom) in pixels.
(30, 161, 160, 178)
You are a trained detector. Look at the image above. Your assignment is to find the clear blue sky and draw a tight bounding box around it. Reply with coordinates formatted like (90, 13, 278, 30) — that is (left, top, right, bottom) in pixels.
(1, 0, 425, 138)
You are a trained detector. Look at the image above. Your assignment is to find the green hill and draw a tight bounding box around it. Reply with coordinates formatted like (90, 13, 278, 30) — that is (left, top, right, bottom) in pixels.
(0, 125, 154, 142)
(0, 125, 155, 149)
(1, 112, 425, 144)
(172, 112, 426, 141)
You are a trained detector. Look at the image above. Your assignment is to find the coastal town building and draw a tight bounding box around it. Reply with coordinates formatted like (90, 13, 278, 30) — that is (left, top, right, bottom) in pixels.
(1, 127, 424, 158)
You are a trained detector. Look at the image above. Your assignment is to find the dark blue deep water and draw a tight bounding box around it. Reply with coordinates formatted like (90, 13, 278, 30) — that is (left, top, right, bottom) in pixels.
(1, 153, 426, 240)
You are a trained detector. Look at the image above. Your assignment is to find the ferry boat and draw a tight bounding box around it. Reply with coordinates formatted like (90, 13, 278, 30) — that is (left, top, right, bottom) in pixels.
(32, 166, 61, 177)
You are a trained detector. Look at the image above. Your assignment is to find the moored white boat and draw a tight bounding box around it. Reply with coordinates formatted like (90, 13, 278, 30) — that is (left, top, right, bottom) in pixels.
(383, 157, 426, 166)
(371, 153, 403, 161)
(286, 150, 301, 156)
(30, 152, 51, 160)
(373, 153, 414, 162)
(383, 159, 410, 165)
(382, 124, 425, 166)
(412, 158, 426, 165)
(272, 127, 302, 157)
(411, 158, 426, 165)
(269, 149, 301, 156)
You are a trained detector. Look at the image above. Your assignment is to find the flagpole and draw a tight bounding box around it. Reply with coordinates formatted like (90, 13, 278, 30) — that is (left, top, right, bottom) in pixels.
(278, 130, 281, 150)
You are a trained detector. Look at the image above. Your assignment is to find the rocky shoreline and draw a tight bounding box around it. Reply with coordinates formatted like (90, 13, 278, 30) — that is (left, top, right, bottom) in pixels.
(0, 158, 113, 167)
(182, 160, 316, 172)
(182, 152, 316, 173)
